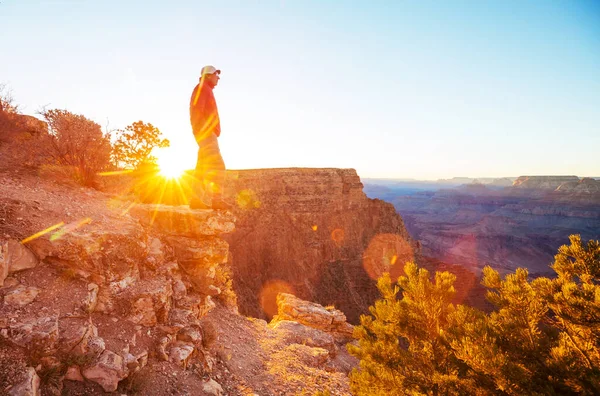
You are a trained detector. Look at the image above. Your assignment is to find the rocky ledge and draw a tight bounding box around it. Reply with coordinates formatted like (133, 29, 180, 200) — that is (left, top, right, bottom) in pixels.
(1, 204, 237, 393)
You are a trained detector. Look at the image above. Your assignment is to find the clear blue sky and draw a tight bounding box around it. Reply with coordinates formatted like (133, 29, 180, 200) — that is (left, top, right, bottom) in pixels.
(1, 0, 599, 179)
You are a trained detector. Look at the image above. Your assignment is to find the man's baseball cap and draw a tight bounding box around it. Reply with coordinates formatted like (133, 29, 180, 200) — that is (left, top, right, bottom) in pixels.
(201, 65, 221, 76)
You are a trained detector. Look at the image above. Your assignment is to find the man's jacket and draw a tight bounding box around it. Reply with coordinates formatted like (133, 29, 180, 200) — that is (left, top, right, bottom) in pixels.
(189, 82, 221, 142)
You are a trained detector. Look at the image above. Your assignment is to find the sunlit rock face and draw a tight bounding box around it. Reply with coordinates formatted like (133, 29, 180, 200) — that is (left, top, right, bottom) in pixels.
(222, 168, 416, 324)
(391, 180, 600, 276)
(512, 175, 580, 189)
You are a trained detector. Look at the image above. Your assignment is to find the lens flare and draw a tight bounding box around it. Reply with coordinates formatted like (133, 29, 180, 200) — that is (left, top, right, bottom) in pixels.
(363, 233, 414, 280)
(259, 280, 295, 318)
(155, 148, 189, 179)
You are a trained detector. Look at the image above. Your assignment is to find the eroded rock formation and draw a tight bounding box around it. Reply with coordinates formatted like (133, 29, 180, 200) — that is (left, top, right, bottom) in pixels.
(222, 168, 417, 323)
(391, 181, 600, 275)
(1, 204, 237, 394)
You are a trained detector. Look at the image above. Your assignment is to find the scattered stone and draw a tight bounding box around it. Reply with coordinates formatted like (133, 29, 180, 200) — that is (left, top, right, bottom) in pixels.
(168, 342, 195, 368)
(64, 365, 85, 382)
(6, 239, 39, 274)
(177, 325, 203, 345)
(8, 315, 59, 353)
(124, 278, 172, 326)
(270, 320, 337, 355)
(82, 350, 127, 392)
(282, 344, 330, 367)
(8, 367, 40, 396)
(82, 283, 99, 313)
(169, 308, 198, 326)
(202, 378, 224, 396)
(172, 279, 187, 300)
(156, 336, 171, 361)
(3, 285, 40, 307)
(58, 319, 102, 357)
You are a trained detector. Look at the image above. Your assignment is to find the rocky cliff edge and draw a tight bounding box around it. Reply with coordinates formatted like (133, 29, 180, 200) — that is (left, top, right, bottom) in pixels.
(0, 170, 356, 395)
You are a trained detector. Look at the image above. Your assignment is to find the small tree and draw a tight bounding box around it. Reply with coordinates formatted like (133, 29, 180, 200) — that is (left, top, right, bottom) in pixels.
(0, 83, 19, 114)
(348, 262, 478, 395)
(39, 109, 112, 186)
(111, 121, 169, 169)
(349, 236, 600, 395)
(0, 83, 20, 144)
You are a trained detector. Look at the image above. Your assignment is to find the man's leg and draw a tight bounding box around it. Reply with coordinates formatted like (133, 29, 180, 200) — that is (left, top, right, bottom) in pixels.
(189, 145, 211, 209)
(201, 133, 230, 209)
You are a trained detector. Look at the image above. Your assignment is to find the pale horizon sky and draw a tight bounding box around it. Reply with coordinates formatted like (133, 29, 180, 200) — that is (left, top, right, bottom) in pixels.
(1, 0, 599, 180)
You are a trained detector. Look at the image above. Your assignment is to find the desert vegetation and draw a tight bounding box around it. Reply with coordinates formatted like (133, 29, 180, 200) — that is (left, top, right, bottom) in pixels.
(349, 234, 600, 395)
(0, 84, 169, 188)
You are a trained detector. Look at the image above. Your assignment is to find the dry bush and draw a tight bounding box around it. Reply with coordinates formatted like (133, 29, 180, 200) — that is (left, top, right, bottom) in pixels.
(38, 109, 112, 187)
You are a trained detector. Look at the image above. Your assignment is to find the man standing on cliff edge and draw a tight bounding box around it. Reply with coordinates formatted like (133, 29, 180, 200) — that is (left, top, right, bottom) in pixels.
(189, 65, 231, 210)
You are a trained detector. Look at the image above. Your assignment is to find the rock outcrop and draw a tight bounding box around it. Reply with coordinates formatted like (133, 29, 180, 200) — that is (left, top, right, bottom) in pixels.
(222, 168, 416, 323)
(271, 293, 353, 342)
(513, 175, 580, 189)
(556, 177, 600, 193)
(1, 202, 238, 394)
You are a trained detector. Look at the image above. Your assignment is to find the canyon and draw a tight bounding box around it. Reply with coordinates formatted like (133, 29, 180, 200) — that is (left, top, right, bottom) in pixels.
(221, 168, 418, 324)
(365, 176, 600, 275)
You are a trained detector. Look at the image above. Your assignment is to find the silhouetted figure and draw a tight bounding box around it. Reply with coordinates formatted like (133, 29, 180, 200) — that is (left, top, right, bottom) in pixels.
(189, 65, 231, 210)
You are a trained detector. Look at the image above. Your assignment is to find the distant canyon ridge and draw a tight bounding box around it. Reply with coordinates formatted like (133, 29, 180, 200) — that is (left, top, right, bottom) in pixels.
(364, 175, 600, 276)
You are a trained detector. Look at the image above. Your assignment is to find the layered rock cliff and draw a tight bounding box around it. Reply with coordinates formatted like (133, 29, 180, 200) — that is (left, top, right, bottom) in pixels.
(222, 168, 417, 324)
(389, 182, 600, 275)
(0, 171, 357, 395)
(512, 175, 580, 189)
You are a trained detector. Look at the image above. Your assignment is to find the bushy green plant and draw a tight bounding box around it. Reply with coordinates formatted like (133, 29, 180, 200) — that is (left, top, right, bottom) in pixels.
(349, 235, 600, 395)
(111, 121, 169, 169)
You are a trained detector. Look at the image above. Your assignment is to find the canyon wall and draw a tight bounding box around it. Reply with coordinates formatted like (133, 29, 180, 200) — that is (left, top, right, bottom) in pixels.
(389, 178, 600, 275)
(222, 168, 417, 323)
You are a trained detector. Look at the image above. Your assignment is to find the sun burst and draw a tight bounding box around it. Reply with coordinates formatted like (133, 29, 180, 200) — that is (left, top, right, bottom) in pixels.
(155, 148, 190, 179)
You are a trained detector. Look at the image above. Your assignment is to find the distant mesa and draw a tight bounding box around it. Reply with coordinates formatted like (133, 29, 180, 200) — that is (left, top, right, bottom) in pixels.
(513, 175, 599, 191)
(555, 177, 600, 193)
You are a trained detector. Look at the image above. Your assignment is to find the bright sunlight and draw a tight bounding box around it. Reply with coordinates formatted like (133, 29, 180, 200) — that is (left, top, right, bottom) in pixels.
(155, 148, 191, 179)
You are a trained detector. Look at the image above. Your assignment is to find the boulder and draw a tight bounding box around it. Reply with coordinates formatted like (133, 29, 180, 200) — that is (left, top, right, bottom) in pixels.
(176, 325, 203, 346)
(8, 366, 40, 396)
(121, 277, 173, 326)
(202, 379, 224, 396)
(169, 308, 199, 326)
(81, 350, 127, 392)
(82, 283, 99, 313)
(26, 222, 145, 284)
(58, 318, 104, 357)
(168, 341, 195, 368)
(6, 239, 38, 273)
(129, 204, 236, 237)
(272, 293, 353, 342)
(3, 285, 40, 307)
(7, 315, 59, 353)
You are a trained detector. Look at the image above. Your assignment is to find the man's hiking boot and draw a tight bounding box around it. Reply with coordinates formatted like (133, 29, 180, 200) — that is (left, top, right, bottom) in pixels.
(211, 199, 232, 210)
(189, 198, 211, 210)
